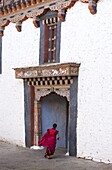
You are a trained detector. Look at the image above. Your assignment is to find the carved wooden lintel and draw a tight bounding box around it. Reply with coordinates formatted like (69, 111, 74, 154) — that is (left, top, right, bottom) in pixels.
(14, 63, 80, 79)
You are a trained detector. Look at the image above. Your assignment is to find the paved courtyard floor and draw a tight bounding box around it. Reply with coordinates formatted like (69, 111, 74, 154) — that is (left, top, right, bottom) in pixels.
(0, 141, 112, 170)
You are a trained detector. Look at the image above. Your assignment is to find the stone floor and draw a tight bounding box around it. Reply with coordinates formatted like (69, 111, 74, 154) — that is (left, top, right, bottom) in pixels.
(0, 141, 112, 170)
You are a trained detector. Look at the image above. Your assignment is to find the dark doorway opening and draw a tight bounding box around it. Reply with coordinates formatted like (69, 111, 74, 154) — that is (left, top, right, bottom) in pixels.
(41, 92, 69, 148)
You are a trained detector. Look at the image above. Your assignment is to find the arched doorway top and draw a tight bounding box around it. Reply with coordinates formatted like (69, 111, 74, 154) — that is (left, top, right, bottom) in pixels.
(35, 86, 70, 101)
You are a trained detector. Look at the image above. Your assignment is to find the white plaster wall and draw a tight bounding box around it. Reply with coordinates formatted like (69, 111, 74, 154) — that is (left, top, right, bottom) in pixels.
(60, 0, 112, 163)
(0, 19, 40, 146)
(0, 0, 112, 163)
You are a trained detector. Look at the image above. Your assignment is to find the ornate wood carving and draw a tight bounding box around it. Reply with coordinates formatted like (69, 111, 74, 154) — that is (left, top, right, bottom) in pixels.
(14, 63, 80, 79)
(35, 88, 52, 101)
(35, 86, 70, 101)
(54, 87, 70, 101)
(0, 0, 77, 32)
(0, 0, 99, 36)
(81, 0, 98, 14)
(88, 0, 98, 15)
(15, 63, 79, 104)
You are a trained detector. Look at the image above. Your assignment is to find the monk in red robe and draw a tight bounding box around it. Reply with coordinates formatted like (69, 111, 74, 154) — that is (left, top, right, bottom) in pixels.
(38, 123, 59, 159)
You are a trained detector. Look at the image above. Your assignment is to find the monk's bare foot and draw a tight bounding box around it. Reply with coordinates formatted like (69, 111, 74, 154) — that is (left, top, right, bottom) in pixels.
(47, 156, 50, 159)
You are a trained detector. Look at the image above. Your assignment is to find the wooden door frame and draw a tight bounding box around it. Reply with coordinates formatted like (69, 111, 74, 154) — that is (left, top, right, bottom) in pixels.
(24, 77, 78, 156)
(15, 63, 80, 156)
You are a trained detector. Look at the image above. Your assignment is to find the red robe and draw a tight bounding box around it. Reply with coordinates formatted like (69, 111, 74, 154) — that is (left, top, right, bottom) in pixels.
(38, 128, 58, 156)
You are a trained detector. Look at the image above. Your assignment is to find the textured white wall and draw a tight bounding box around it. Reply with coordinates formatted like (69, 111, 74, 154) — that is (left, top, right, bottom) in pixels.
(0, 19, 40, 146)
(0, 0, 112, 163)
(60, 0, 112, 163)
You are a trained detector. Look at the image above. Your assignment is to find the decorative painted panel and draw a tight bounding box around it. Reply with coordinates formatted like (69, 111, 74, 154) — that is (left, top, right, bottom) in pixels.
(14, 63, 80, 79)
(0, 0, 98, 36)
(35, 86, 70, 101)
(3, 0, 13, 6)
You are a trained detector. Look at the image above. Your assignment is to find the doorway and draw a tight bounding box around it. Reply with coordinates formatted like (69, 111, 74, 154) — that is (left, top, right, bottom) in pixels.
(41, 92, 69, 148)
(20, 63, 80, 156)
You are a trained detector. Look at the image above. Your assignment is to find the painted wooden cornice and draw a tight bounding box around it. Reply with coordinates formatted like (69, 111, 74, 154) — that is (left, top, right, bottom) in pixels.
(14, 63, 80, 79)
(0, 0, 98, 36)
